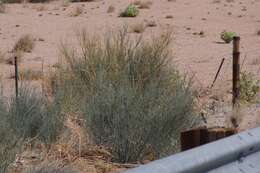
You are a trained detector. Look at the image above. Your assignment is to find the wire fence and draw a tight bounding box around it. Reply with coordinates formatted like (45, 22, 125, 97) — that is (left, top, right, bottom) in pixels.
(185, 41, 260, 109)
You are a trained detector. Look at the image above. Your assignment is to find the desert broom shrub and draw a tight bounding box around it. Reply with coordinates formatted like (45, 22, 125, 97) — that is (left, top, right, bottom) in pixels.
(5, 84, 65, 143)
(0, 84, 65, 172)
(7, 86, 47, 140)
(58, 28, 199, 163)
(0, 87, 22, 173)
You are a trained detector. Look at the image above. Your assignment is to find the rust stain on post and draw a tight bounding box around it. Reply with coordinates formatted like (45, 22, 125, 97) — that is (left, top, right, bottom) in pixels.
(232, 36, 240, 106)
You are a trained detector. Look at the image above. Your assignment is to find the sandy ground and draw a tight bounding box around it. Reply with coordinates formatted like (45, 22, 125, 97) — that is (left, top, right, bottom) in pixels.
(0, 0, 260, 128)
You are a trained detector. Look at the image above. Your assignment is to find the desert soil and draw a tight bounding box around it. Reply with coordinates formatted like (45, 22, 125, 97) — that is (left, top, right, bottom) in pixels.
(0, 0, 260, 129)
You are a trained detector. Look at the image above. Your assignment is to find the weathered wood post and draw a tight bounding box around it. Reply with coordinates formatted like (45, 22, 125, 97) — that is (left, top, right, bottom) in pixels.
(232, 36, 240, 106)
(181, 127, 237, 151)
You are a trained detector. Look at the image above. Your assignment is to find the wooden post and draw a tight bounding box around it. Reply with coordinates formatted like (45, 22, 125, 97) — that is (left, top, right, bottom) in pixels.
(181, 127, 237, 151)
(232, 36, 240, 106)
(14, 56, 18, 98)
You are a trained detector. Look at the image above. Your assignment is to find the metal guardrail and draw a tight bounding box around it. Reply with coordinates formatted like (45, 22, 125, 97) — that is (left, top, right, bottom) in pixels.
(124, 127, 260, 173)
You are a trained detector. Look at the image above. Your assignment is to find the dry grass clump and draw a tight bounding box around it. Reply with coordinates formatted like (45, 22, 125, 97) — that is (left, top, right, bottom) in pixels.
(5, 52, 23, 65)
(61, 0, 70, 7)
(146, 20, 157, 27)
(6, 117, 125, 173)
(257, 30, 260, 36)
(107, 5, 115, 13)
(32, 4, 47, 11)
(0, 51, 5, 63)
(212, 0, 221, 3)
(15, 69, 43, 81)
(165, 15, 173, 19)
(134, 1, 152, 9)
(131, 22, 146, 33)
(14, 35, 35, 53)
(0, 1, 6, 13)
(251, 57, 260, 65)
(70, 6, 83, 17)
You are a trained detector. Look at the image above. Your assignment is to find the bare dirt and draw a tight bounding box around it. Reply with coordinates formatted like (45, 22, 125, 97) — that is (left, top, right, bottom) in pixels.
(0, 0, 260, 128)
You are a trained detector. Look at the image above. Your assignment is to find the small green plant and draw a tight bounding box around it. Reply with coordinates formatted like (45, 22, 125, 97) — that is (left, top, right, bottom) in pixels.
(220, 31, 237, 43)
(120, 4, 139, 17)
(240, 72, 260, 103)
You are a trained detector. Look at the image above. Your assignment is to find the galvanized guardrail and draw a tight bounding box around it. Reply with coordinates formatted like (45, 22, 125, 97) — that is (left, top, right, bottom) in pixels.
(124, 127, 260, 173)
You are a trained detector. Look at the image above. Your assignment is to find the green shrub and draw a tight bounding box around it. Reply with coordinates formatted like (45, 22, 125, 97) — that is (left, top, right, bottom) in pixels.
(120, 4, 139, 17)
(58, 28, 199, 163)
(0, 84, 65, 172)
(1, 84, 64, 143)
(240, 72, 260, 103)
(220, 31, 237, 43)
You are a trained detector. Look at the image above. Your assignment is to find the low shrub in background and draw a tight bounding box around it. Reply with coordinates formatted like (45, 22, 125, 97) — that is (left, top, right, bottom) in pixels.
(220, 31, 237, 43)
(58, 28, 199, 163)
(120, 5, 139, 17)
(0, 1, 6, 13)
(14, 34, 35, 53)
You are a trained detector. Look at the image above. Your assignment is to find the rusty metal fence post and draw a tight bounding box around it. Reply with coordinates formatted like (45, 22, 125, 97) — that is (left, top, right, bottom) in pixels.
(232, 36, 240, 106)
(14, 56, 18, 98)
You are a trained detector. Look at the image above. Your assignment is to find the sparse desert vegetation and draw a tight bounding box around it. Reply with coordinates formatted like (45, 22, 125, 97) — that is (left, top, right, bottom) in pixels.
(107, 5, 115, 13)
(0, 51, 5, 63)
(134, 0, 152, 9)
(240, 72, 260, 103)
(55, 28, 198, 162)
(220, 31, 237, 43)
(70, 5, 83, 17)
(0, 27, 200, 172)
(0, 1, 6, 13)
(131, 22, 145, 33)
(0, 0, 260, 172)
(120, 4, 139, 17)
(13, 34, 35, 53)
